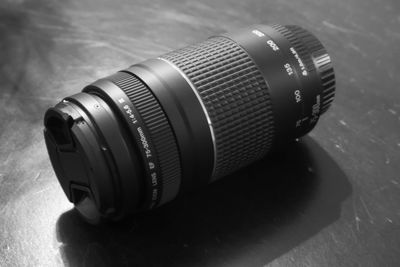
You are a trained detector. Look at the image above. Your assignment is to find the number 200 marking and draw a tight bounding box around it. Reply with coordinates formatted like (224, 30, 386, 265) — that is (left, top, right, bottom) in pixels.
(267, 40, 280, 51)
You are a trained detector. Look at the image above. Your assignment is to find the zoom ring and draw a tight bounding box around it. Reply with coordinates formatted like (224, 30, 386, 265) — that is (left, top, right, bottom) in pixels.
(161, 37, 274, 179)
(109, 72, 181, 205)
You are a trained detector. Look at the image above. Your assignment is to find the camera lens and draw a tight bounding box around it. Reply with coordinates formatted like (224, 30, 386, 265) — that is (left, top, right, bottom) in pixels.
(44, 24, 335, 223)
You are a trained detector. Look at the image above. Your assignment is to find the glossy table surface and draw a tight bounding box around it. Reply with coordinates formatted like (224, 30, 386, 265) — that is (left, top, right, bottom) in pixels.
(0, 0, 399, 266)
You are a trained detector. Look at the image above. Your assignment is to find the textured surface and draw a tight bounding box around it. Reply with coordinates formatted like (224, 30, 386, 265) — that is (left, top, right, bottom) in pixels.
(162, 37, 274, 179)
(0, 0, 399, 266)
(108, 71, 181, 205)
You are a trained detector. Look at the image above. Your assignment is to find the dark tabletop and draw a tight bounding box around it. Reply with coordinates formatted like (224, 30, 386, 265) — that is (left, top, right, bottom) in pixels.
(1, 0, 399, 266)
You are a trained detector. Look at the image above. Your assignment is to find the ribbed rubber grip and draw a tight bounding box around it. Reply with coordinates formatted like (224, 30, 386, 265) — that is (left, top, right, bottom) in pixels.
(161, 37, 274, 179)
(108, 72, 181, 205)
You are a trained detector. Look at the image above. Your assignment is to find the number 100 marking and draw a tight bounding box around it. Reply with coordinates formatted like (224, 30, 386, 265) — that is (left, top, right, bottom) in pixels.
(294, 90, 302, 103)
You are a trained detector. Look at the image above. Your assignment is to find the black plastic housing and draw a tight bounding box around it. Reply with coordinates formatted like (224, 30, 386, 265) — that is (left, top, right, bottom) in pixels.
(44, 24, 335, 223)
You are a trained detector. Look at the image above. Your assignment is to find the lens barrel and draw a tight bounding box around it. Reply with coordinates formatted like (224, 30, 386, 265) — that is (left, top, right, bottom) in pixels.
(44, 24, 335, 222)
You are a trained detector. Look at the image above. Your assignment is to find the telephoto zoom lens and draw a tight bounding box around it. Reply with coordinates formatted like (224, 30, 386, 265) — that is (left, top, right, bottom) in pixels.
(44, 24, 335, 223)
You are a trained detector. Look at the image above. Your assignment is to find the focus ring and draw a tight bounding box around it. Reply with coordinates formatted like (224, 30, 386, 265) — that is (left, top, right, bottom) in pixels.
(161, 37, 274, 179)
(109, 72, 181, 205)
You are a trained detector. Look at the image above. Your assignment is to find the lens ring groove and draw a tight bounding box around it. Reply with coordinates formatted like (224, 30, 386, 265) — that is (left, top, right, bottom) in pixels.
(108, 72, 182, 206)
